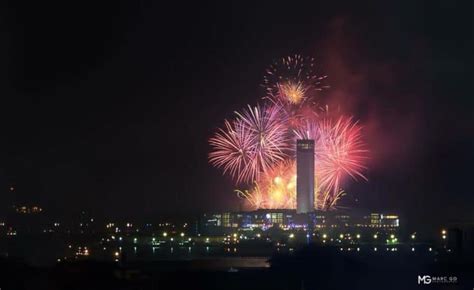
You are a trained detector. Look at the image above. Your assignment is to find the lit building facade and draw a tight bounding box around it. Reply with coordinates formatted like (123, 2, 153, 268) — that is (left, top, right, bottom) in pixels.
(296, 139, 315, 213)
(198, 210, 400, 238)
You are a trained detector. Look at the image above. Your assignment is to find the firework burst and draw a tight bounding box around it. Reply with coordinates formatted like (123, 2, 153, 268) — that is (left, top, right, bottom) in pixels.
(209, 119, 254, 183)
(316, 117, 368, 194)
(210, 55, 368, 210)
(210, 104, 289, 184)
(238, 161, 347, 211)
(263, 54, 329, 106)
(294, 116, 368, 191)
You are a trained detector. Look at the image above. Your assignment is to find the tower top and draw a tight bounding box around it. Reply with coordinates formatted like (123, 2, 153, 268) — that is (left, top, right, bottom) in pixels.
(297, 139, 314, 151)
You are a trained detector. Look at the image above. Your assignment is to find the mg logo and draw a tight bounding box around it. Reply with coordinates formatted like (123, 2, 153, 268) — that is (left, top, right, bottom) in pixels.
(418, 275, 431, 285)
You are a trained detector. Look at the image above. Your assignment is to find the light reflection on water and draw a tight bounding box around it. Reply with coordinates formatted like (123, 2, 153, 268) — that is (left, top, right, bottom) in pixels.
(100, 244, 271, 269)
(1, 236, 272, 268)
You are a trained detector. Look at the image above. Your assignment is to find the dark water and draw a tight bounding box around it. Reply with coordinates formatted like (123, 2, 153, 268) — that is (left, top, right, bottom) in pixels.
(1, 235, 473, 290)
(0, 235, 273, 267)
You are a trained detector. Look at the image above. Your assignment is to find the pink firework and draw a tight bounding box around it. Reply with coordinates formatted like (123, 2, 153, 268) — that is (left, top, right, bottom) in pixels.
(293, 116, 368, 201)
(316, 117, 368, 194)
(209, 104, 289, 184)
(209, 119, 254, 183)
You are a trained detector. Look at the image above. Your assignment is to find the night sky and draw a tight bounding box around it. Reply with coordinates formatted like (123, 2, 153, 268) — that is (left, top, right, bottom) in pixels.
(0, 2, 472, 227)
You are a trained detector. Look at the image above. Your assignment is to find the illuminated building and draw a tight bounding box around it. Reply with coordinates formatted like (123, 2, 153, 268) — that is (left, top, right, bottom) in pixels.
(14, 205, 43, 214)
(296, 139, 315, 213)
(364, 213, 399, 229)
(198, 209, 400, 239)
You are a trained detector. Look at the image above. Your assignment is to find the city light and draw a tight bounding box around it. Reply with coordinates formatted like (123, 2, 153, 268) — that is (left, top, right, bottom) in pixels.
(3, 7, 470, 287)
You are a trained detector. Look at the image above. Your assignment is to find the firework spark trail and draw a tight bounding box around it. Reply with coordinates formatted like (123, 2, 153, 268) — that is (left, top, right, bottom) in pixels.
(236, 185, 264, 209)
(318, 189, 346, 211)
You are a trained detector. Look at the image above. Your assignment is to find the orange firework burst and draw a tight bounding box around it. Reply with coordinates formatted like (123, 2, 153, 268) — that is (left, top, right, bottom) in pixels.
(238, 159, 350, 211)
(263, 54, 328, 106)
(277, 81, 307, 105)
(236, 161, 296, 209)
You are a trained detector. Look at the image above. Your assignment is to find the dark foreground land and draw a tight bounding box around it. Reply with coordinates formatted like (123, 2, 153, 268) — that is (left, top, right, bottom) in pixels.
(1, 246, 473, 290)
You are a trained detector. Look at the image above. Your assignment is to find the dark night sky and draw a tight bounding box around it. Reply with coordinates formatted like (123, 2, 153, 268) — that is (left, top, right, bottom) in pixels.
(0, 1, 472, 226)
